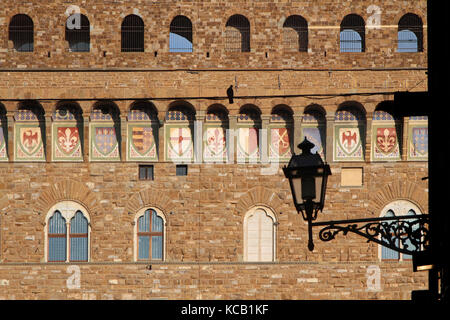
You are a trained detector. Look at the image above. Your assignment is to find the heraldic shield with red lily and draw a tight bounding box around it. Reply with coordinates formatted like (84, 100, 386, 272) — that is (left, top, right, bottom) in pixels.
(375, 127, 399, 157)
(56, 127, 80, 156)
(204, 126, 227, 160)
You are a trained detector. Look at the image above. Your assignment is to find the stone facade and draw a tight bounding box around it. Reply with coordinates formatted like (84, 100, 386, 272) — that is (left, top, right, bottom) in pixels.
(0, 0, 428, 300)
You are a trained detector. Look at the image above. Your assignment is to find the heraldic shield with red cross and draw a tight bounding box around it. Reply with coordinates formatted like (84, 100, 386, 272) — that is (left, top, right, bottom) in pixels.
(167, 126, 193, 160)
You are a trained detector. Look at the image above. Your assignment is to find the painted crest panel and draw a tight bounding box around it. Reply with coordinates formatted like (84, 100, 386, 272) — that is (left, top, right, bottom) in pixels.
(14, 124, 45, 161)
(127, 124, 158, 161)
(372, 125, 400, 160)
(333, 125, 364, 161)
(52, 124, 82, 161)
(0, 124, 7, 161)
(204, 125, 227, 162)
(268, 126, 292, 161)
(165, 124, 194, 162)
(237, 127, 260, 162)
(89, 123, 120, 161)
(408, 125, 428, 160)
(301, 125, 325, 159)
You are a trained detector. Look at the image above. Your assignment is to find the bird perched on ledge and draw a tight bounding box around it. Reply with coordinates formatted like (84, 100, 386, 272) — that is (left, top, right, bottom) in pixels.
(227, 85, 234, 104)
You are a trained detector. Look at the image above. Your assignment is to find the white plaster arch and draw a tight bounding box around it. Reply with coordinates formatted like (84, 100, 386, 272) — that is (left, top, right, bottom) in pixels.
(243, 205, 277, 262)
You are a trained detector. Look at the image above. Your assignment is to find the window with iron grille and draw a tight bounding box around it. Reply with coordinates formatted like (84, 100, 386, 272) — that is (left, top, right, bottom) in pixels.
(137, 209, 164, 260)
(380, 200, 423, 261)
(139, 165, 154, 180)
(121, 14, 145, 52)
(398, 13, 423, 52)
(340, 14, 365, 52)
(225, 15, 250, 52)
(9, 14, 34, 52)
(283, 15, 308, 52)
(176, 164, 188, 176)
(170, 16, 193, 52)
(65, 14, 90, 52)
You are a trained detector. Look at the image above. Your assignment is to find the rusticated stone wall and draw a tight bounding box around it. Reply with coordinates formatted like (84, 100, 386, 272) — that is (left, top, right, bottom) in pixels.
(0, 0, 429, 300)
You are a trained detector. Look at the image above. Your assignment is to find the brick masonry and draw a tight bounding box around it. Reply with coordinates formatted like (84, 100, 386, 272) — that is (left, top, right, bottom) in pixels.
(0, 0, 428, 300)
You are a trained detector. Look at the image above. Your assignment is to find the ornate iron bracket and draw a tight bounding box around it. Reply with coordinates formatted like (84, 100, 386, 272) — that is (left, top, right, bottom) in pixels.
(310, 214, 430, 255)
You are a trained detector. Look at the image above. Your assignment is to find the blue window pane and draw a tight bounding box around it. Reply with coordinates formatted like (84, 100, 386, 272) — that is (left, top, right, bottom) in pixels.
(49, 211, 66, 234)
(71, 211, 88, 234)
(70, 237, 88, 261)
(48, 211, 67, 262)
(152, 211, 163, 232)
(402, 209, 417, 259)
(138, 235, 150, 260)
(340, 29, 362, 52)
(381, 210, 400, 260)
(70, 41, 90, 52)
(70, 211, 88, 261)
(398, 30, 418, 52)
(139, 210, 151, 232)
(49, 237, 66, 262)
(152, 236, 163, 259)
(170, 33, 193, 52)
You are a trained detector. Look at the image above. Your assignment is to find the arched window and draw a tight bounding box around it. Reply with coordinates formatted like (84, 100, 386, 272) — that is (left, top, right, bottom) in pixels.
(283, 15, 308, 52)
(9, 14, 34, 52)
(340, 14, 365, 52)
(70, 211, 89, 262)
(65, 14, 90, 52)
(169, 16, 193, 52)
(225, 15, 250, 52)
(48, 211, 67, 262)
(380, 200, 422, 261)
(46, 201, 91, 262)
(398, 13, 423, 52)
(121, 15, 145, 52)
(244, 207, 276, 262)
(136, 209, 165, 261)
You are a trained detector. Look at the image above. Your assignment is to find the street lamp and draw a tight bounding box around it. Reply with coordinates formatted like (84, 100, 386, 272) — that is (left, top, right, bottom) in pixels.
(283, 137, 430, 257)
(283, 137, 331, 251)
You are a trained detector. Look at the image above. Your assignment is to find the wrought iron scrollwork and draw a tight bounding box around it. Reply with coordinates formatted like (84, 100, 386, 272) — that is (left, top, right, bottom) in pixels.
(312, 214, 430, 255)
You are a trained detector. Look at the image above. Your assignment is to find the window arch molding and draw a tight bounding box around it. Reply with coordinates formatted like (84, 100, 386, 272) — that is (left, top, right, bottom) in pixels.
(378, 199, 423, 261)
(44, 200, 91, 263)
(133, 207, 167, 262)
(243, 205, 278, 262)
